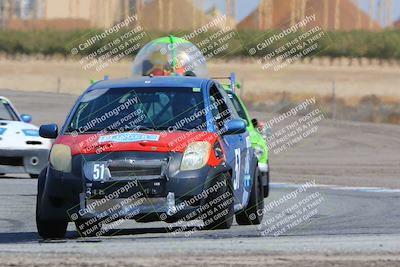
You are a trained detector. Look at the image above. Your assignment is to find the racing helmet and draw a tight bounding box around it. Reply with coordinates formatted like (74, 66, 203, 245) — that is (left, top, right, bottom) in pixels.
(132, 36, 208, 77)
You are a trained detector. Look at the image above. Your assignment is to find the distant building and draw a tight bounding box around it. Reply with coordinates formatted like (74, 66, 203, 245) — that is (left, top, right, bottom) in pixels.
(237, 0, 381, 32)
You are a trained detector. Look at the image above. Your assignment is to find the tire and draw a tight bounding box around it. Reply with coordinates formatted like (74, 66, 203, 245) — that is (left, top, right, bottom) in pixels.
(75, 220, 102, 237)
(263, 171, 269, 198)
(236, 168, 264, 225)
(36, 169, 68, 239)
(30, 174, 39, 179)
(201, 173, 234, 230)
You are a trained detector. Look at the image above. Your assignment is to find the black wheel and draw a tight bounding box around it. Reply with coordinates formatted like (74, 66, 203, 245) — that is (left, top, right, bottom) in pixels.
(30, 174, 39, 179)
(236, 168, 264, 225)
(36, 169, 68, 239)
(263, 171, 269, 198)
(201, 173, 234, 230)
(36, 216, 68, 239)
(75, 220, 102, 237)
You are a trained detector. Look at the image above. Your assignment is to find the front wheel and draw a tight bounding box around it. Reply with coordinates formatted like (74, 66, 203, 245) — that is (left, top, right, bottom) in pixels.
(201, 173, 234, 230)
(236, 168, 264, 225)
(36, 216, 68, 239)
(36, 168, 68, 239)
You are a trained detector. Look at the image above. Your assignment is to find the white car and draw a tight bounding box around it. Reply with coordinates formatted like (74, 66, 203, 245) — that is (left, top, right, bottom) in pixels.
(0, 96, 51, 178)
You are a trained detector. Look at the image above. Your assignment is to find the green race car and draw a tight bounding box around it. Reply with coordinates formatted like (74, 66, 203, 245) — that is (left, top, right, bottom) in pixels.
(223, 82, 270, 197)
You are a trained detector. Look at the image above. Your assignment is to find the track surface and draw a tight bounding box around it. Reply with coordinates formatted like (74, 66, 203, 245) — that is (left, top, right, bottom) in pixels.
(0, 89, 400, 266)
(0, 179, 400, 266)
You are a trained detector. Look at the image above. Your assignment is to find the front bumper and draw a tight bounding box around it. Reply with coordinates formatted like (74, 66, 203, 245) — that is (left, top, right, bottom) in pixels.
(38, 151, 230, 223)
(0, 149, 49, 175)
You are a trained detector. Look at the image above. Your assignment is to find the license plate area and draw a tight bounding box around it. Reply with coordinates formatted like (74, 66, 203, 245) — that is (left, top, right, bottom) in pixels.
(89, 178, 165, 199)
(84, 158, 168, 182)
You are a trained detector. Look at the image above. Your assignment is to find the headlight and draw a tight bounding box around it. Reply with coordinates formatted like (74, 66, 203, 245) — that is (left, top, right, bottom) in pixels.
(180, 142, 211, 171)
(254, 145, 264, 160)
(50, 144, 72, 172)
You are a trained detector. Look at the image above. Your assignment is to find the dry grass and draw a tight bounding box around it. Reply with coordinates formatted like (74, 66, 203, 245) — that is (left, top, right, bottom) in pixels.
(0, 57, 399, 124)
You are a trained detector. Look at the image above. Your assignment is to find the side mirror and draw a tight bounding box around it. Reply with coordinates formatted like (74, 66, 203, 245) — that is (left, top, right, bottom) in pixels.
(39, 124, 58, 139)
(223, 119, 247, 135)
(21, 114, 32, 123)
(251, 118, 258, 128)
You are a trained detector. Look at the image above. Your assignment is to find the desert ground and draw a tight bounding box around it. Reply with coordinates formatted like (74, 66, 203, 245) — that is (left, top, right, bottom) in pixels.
(1, 59, 400, 266)
(1, 57, 400, 100)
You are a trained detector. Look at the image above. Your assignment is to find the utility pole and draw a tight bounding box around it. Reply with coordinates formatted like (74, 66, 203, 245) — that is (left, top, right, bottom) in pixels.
(192, 0, 195, 29)
(258, 0, 263, 30)
(323, 0, 329, 29)
(123, 0, 130, 18)
(158, 0, 163, 30)
(377, 0, 382, 27)
(385, 0, 393, 28)
(290, 0, 295, 26)
(351, 0, 361, 29)
(335, 0, 341, 31)
(136, 0, 143, 21)
(168, 0, 172, 31)
(300, 0, 307, 20)
(258, 0, 273, 30)
(199, 0, 205, 25)
(232, 0, 237, 22)
(226, 0, 231, 19)
(369, 0, 375, 30)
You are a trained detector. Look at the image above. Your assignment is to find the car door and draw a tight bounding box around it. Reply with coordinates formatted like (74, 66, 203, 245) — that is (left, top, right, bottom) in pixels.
(208, 84, 249, 210)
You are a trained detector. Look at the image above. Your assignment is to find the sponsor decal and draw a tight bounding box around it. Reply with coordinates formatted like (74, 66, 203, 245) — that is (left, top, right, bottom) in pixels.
(22, 129, 39, 137)
(98, 132, 160, 143)
(0, 128, 6, 135)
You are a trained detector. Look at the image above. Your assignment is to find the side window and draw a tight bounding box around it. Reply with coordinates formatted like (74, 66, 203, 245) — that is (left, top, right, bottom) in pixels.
(217, 84, 240, 120)
(209, 85, 231, 131)
(228, 94, 247, 121)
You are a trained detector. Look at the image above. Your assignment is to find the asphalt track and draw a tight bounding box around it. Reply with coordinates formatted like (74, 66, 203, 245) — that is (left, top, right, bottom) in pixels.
(0, 89, 400, 266)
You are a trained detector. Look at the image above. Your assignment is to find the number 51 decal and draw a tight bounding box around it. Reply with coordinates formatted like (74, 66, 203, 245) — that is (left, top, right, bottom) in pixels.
(93, 163, 106, 181)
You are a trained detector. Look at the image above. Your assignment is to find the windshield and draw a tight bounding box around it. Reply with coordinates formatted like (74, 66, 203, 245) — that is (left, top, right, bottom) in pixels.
(66, 87, 206, 134)
(0, 99, 19, 121)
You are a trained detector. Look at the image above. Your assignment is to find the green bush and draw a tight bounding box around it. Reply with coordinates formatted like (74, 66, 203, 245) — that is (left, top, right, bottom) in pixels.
(1, 29, 400, 60)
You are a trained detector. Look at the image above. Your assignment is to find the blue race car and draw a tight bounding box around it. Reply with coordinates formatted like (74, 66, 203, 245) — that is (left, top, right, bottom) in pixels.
(36, 38, 265, 239)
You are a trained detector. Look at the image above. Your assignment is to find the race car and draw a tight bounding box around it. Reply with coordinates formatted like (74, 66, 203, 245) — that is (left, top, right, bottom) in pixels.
(36, 37, 265, 239)
(221, 79, 270, 197)
(0, 97, 51, 178)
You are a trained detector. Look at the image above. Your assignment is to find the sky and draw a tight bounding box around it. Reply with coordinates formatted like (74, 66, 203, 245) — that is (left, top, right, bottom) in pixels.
(201, 0, 400, 25)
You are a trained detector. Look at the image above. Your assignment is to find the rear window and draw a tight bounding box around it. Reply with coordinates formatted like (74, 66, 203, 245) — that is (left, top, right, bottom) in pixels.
(66, 87, 206, 134)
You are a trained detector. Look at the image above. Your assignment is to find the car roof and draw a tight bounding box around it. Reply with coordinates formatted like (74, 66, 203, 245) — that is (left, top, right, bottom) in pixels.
(89, 76, 210, 91)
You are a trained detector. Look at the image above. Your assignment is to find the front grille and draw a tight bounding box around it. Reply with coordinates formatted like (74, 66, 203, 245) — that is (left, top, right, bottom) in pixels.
(109, 165, 162, 177)
(0, 156, 23, 166)
(107, 159, 167, 178)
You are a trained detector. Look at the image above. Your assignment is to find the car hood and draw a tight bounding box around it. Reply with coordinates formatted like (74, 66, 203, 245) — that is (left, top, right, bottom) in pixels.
(56, 131, 219, 155)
